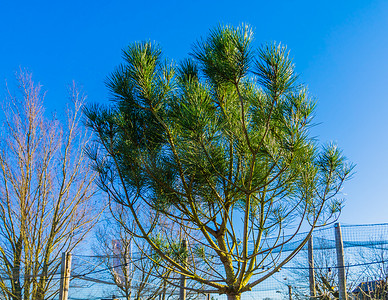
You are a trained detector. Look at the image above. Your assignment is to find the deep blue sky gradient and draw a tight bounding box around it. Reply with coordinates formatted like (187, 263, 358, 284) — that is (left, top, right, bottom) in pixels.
(1, 0, 388, 225)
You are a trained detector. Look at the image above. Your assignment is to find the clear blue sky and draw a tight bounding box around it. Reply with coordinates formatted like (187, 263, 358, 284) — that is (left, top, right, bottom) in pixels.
(1, 0, 387, 225)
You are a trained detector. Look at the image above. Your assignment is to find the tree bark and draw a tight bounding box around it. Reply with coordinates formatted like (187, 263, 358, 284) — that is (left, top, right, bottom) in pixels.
(12, 236, 23, 300)
(227, 294, 241, 300)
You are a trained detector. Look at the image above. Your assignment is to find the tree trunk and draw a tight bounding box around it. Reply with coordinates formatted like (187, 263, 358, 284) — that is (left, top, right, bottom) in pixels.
(12, 236, 23, 300)
(227, 294, 241, 300)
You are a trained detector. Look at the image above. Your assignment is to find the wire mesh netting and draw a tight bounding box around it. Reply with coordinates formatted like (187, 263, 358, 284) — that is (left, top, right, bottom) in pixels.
(62, 223, 388, 300)
(2, 224, 383, 299)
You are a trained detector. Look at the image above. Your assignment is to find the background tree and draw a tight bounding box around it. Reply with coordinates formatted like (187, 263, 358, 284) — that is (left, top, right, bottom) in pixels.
(0, 71, 98, 300)
(94, 205, 176, 300)
(85, 25, 354, 300)
(94, 202, 210, 299)
(351, 238, 388, 299)
(285, 239, 343, 299)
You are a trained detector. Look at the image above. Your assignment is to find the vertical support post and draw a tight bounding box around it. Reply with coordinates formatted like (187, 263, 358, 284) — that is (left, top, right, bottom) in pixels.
(162, 277, 167, 300)
(288, 285, 292, 300)
(59, 252, 72, 300)
(207, 293, 211, 300)
(179, 239, 187, 300)
(125, 241, 132, 300)
(335, 223, 347, 300)
(308, 236, 316, 299)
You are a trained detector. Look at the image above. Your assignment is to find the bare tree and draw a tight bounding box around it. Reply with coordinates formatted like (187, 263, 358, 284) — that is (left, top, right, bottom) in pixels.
(285, 239, 340, 299)
(93, 206, 173, 300)
(0, 70, 98, 300)
(93, 203, 209, 300)
(352, 240, 388, 299)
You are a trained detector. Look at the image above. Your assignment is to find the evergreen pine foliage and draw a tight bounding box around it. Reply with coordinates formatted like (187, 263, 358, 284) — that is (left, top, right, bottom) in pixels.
(85, 24, 354, 300)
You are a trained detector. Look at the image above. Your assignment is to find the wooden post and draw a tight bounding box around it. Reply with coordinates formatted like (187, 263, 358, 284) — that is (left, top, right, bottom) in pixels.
(179, 239, 187, 300)
(308, 236, 316, 299)
(207, 293, 211, 300)
(162, 277, 167, 300)
(288, 285, 292, 300)
(59, 252, 72, 300)
(335, 223, 347, 300)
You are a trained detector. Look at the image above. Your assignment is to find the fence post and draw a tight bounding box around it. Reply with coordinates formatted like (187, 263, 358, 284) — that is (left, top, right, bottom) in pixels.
(288, 285, 293, 300)
(59, 252, 72, 300)
(179, 239, 187, 300)
(308, 236, 316, 299)
(335, 223, 347, 300)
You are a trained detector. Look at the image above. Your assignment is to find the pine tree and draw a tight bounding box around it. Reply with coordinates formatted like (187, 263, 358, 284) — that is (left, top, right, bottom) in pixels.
(85, 25, 353, 300)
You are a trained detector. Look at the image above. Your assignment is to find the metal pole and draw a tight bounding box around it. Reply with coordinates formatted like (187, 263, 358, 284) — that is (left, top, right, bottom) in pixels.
(59, 252, 72, 300)
(308, 236, 316, 299)
(179, 239, 187, 300)
(335, 223, 347, 300)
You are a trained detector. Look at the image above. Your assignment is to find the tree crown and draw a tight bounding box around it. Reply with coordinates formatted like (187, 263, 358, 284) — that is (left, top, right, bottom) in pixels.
(85, 24, 354, 298)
